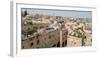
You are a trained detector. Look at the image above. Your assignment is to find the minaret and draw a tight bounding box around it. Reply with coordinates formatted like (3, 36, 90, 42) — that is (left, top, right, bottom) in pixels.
(60, 28, 62, 47)
(59, 20, 65, 47)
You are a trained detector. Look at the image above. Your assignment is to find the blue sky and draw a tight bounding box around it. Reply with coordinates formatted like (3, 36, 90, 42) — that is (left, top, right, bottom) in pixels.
(21, 8, 92, 18)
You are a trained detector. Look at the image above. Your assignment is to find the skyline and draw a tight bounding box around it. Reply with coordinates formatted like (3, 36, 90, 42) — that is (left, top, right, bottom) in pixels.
(21, 8, 92, 18)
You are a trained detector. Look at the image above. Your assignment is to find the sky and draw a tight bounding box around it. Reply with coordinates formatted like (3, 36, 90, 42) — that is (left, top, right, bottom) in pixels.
(21, 8, 92, 18)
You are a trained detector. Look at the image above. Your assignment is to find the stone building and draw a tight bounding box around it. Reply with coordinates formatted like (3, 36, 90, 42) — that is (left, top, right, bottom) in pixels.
(67, 36, 82, 47)
(22, 28, 69, 49)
